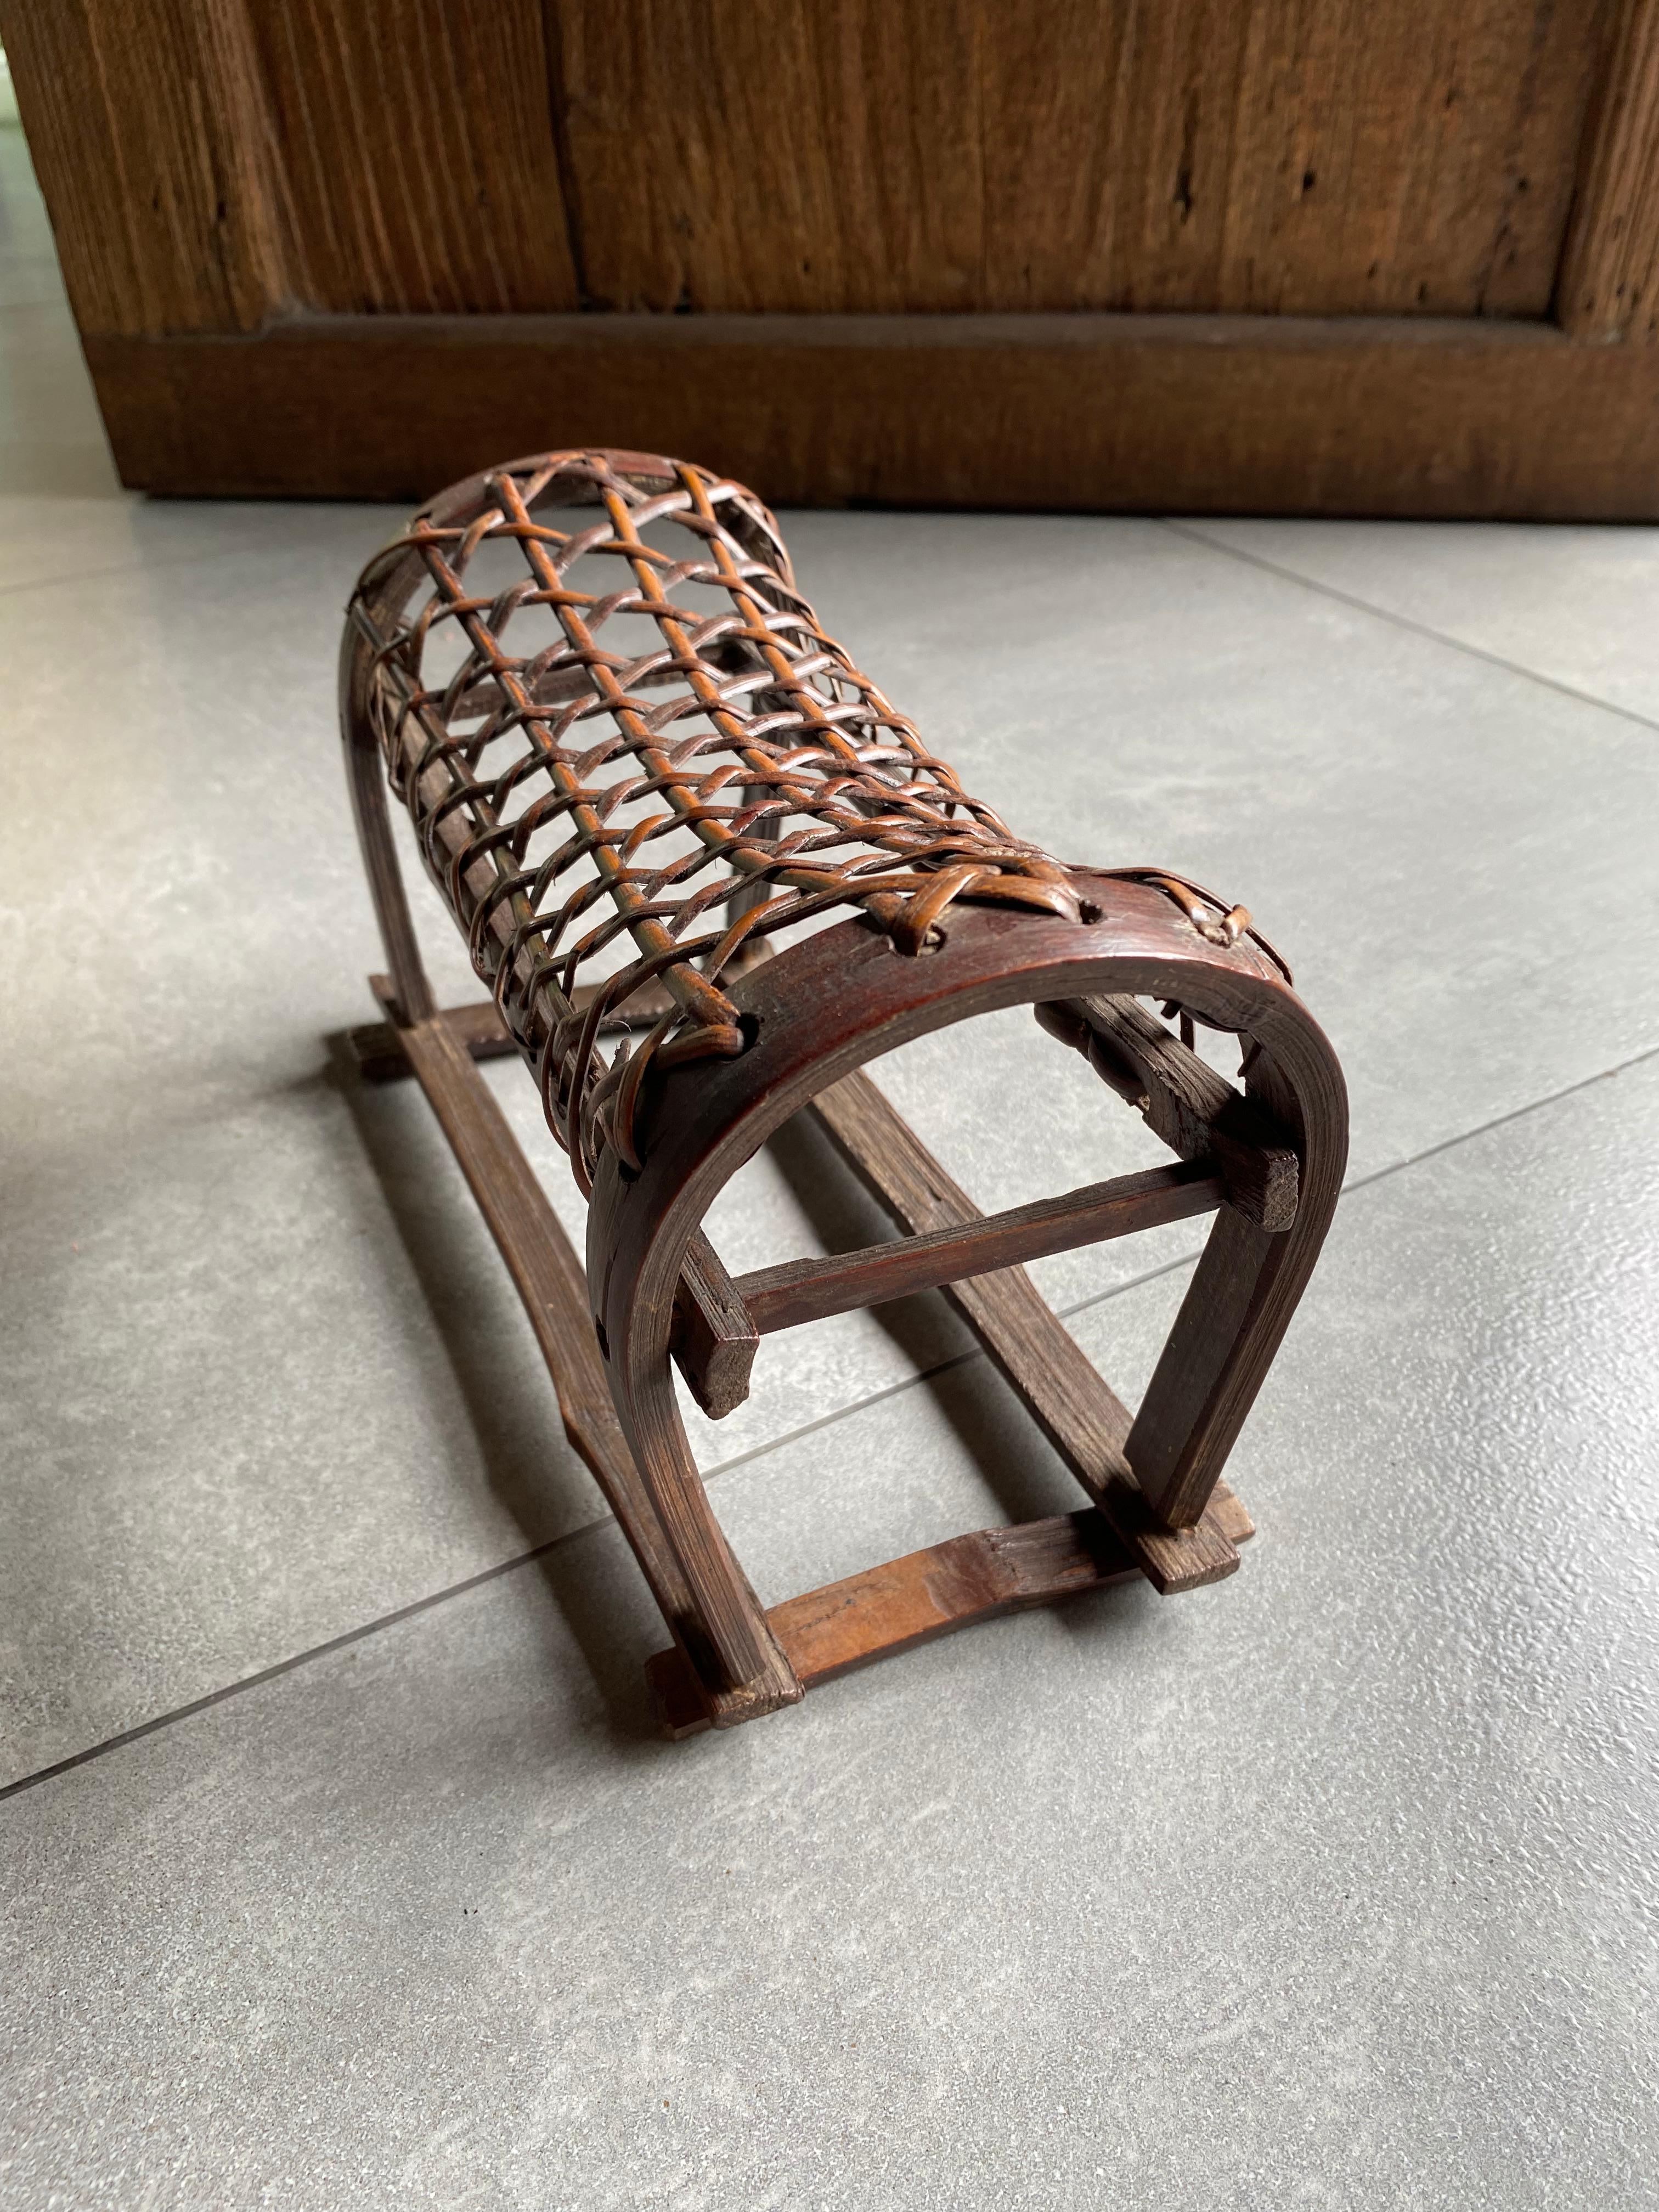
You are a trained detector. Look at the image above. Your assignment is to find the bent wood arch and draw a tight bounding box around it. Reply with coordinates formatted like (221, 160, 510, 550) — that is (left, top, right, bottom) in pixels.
(337, 444, 1349, 1732)
(586, 874, 1347, 1713)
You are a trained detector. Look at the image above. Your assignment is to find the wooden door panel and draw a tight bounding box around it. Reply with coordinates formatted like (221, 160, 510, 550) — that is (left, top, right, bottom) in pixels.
(249, 0, 580, 315)
(550, 0, 1607, 315)
(5, 0, 1658, 511)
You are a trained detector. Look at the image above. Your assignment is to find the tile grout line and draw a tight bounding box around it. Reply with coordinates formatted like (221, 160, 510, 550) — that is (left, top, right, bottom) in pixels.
(697, 1036, 1659, 1487)
(7, 1037, 1658, 1808)
(0, 510, 404, 607)
(0, 1538, 583, 1806)
(0, 540, 336, 605)
(1159, 518, 1659, 741)
(1331, 1041, 1659, 1192)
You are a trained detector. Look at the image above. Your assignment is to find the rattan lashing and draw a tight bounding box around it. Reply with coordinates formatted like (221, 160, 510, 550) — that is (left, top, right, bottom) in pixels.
(347, 448, 1263, 1190)
(342, 445, 1346, 1734)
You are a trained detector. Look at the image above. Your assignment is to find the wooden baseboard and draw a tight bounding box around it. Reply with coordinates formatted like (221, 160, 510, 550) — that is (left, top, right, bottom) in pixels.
(85, 308, 1659, 516)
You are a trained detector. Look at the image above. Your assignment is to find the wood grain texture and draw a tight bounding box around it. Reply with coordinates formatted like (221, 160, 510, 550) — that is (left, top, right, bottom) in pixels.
(548, 0, 1603, 317)
(0, 0, 577, 333)
(668, 1233, 758, 1421)
(1556, 0, 1659, 338)
(9, 0, 1649, 522)
(652, 1483, 1255, 1730)
(0, 0, 291, 336)
(1126, 1206, 1280, 1528)
(1125, 1029, 1346, 1528)
(1035, 995, 1299, 1230)
(247, 0, 578, 313)
(775, 1509, 1138, 1681)
(736, 1160, 1223, 1336)
(647, 1507, 1145, 1734)
(86, 309, 1659, 517)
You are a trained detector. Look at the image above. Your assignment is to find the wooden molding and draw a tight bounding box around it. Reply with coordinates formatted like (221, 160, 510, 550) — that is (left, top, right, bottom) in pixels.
(86, 308, 1659, 516)
(1556, 0, 1659, 341)
(9, 0, 1659, 512)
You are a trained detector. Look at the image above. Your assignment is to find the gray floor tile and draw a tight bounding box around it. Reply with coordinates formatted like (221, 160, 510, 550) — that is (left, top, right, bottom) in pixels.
(780, 504, 1659, 1194)
(0, 129, 404, 571)
(7, 482, 1659, 1779)
(1183, 516, 1659, 726)
(0, 127, 117, 495)
(6, 96, 1657, 1911)
(0, 1074, 613, 1787)
(4, 1053, 1656, 2210)
(0, 294, 117, 499)
(0, 485, 409, 594)
(4, 96, 1656, 2205)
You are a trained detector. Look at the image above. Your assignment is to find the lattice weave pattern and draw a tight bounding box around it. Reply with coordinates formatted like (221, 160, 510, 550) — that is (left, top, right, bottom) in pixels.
(348, 449, 1257, 1190)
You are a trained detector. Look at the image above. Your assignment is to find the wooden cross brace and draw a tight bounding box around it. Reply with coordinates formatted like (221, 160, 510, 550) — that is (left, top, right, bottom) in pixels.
(348, 931, 1336, 1736)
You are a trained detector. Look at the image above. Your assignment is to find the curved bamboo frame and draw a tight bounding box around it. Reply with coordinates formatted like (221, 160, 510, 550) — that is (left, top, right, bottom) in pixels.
(340, 452, 1348, 1736)
(586, 880, 1346, 1723)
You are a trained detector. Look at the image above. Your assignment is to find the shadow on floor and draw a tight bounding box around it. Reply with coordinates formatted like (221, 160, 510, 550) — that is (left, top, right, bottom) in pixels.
(326, 1030, 1143, 1756)
(761, 1107, 1090, 1529)
(324, 1035, 674, 1751)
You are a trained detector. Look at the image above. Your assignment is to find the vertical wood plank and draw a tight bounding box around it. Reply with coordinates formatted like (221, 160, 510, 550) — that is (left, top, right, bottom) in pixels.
(250, 0, 579, 313)
(1122, 1206, 1278, 1527)
(545, 0, 986, 314)
(0, 0, 292, 335)
(1206, 0, 1604, 320)
(1555, 0, 1659, 338)
(0, 0, 580, 335)
(1123, 1032, 1344, 1531)
(547, 0, 1606, 318)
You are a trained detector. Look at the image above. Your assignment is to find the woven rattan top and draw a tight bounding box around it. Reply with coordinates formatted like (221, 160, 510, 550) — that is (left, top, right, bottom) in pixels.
(348, 449, 1263, 1190)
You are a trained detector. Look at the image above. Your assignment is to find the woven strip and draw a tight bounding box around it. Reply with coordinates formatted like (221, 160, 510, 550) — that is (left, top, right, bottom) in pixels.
(349, 449, 1271, 1190)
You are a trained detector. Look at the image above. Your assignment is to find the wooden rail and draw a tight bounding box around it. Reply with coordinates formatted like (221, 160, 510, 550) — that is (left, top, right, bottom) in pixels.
(807, 1070, 1245, 1597)
(1035, 995, 1300, 1230)
(735, 1159, 1223, 1334)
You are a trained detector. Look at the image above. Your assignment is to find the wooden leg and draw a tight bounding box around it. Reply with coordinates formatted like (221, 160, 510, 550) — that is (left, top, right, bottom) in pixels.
(810, 1070, 1243, 1594)
(1038, 994, 1347, 1530)
(1125, 1207, 1297, 1528)
(377, 985, 795, 1725)
(602, 1303, 803, 1728)
(1120, 1040, 1344, 1530)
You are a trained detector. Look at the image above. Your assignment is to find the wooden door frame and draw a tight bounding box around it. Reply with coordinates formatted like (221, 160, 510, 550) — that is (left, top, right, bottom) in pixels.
(5, 0, 1658, 514)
